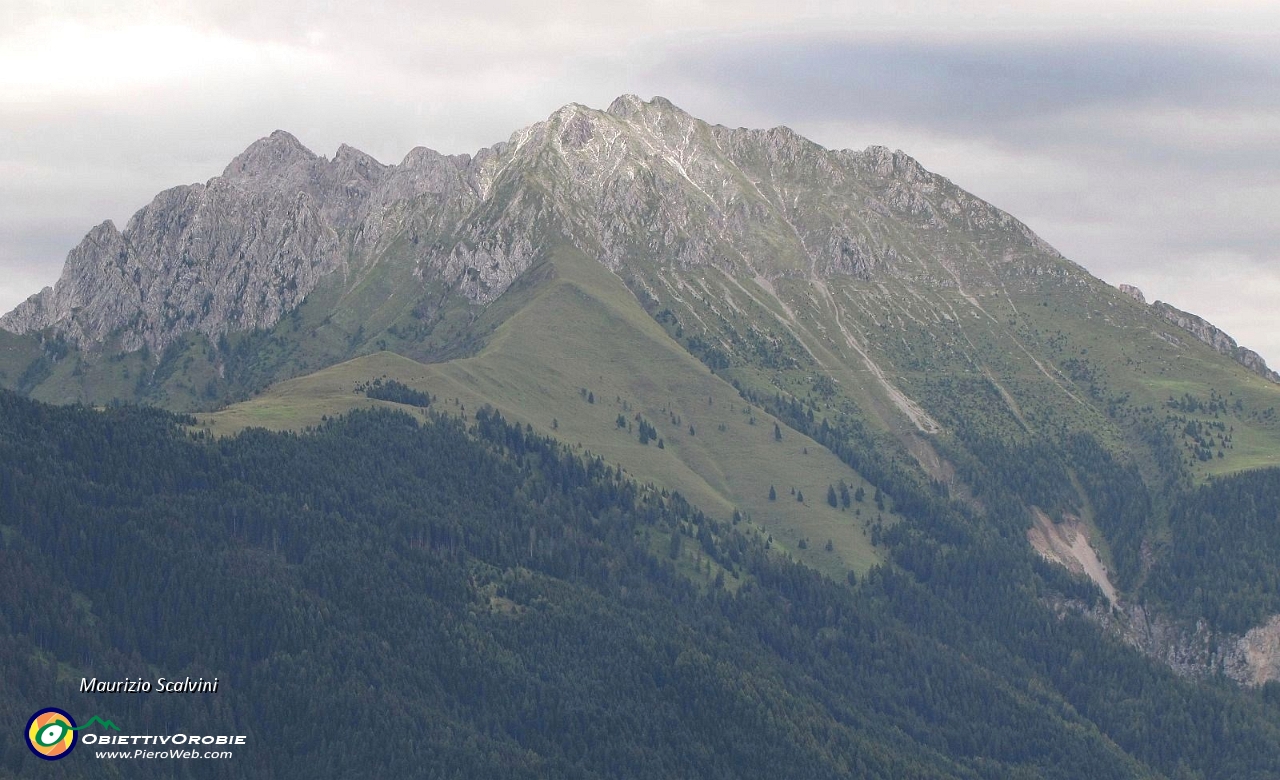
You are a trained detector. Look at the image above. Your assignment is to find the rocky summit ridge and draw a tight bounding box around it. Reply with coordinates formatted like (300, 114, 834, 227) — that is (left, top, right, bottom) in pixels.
(1119, 283, 1278, 383)
(3, 95, 1054, 354)
(2, 94, 1273, 388)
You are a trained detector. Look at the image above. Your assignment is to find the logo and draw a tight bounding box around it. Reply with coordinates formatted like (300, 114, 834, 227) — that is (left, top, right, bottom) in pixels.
(25, 708, 77, 760)
(24, 710, 120, 761)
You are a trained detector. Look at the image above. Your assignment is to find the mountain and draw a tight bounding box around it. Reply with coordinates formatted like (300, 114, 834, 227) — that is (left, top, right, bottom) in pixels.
(0, 97, 1047, 353)
(4, 95, 1275, 421)
(4, 95, 1280, 684)
(1, 130, 456, 352)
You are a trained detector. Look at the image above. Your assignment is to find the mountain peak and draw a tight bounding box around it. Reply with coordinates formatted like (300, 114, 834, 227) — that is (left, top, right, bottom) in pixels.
(223, 130, 318, 180)
(605, 94, 689, 122)
(606, 93, 645, 118)
(857, 145, 930, 181)
(649, 95, 680, 112)
(334, 142, 376, 162)
(332, 143, 387, 180)
(550, 101, 591, 118)
(268, 129, 304, 145)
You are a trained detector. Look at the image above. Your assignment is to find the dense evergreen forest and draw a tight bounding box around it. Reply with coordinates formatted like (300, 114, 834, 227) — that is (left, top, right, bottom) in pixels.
(4, 390, 1280, 778)
(753, 386, 1280, 637)
(1147, 468, 1280, 634)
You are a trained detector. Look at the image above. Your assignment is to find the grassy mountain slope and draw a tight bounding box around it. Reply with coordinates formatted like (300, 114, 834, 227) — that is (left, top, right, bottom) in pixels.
(622, 190, 1280, 486)
(203, 245, 889, 577)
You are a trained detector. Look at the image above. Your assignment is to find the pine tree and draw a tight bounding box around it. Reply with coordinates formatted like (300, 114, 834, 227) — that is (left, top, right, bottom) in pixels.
(769, 485, 777, 501)
(827, 485, 838, 508)
(774, 422, 782, 441)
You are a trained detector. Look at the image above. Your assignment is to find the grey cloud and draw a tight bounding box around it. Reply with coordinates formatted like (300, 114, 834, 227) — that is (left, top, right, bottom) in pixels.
(661, 36, 1280, 128)
(654, 35, 1280, 180)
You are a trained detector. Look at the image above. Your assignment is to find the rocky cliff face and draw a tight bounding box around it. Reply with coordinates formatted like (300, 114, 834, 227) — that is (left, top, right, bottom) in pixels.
(1118, 284, 1146, 304)
(1028, 517, 1280, 685)
(1, 96, 1062, 355)
(0, 131, 488, 352)
(1116, 285, 1278, 383)
(1152, 301, 1280, 383)
(1034, 521, 1280, 686)
(1081, 602, 1280, 686)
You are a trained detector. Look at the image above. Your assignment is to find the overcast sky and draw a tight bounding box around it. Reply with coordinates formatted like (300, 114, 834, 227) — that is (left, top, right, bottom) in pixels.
(3, 1, 1277, 363)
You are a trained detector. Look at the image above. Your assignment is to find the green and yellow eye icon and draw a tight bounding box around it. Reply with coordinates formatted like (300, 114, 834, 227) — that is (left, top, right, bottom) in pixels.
(26, 708, 77, 760)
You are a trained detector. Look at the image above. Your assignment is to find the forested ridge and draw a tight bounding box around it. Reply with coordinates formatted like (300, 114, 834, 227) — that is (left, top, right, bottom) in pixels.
(3, 390, 1280, 778)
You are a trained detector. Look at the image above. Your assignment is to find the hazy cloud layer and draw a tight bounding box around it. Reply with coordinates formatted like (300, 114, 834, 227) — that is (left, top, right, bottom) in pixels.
(1, 1, 1276, 362)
